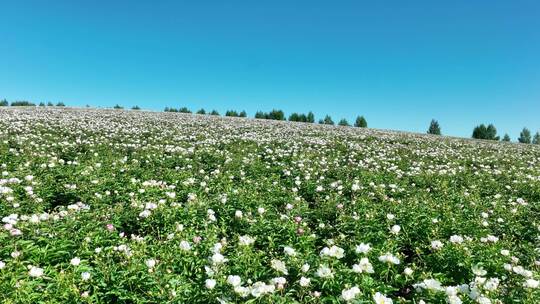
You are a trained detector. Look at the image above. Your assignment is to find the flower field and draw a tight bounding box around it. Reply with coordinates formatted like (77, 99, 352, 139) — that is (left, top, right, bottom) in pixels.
(0, 107, 539, 303)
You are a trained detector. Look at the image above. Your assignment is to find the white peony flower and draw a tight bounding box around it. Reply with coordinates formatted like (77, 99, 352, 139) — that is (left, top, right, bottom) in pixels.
(352, 257, 374, 274)
(316, 265, 333, 278)
(81, 272, 91, 281)
(355, 243, 371, 254)
(299, 276, 311, 287)
(29, 266, 44, 278)
(341, 286, 360, 302)
(373, 292, 393, 304)
(205, 279, 216, 289)
(270, 259, 288, 274)
(227, 275, 242, 287)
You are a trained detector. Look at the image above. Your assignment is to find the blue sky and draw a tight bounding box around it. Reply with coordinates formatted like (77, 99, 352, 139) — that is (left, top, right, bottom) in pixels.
(1, 1, 539, 138)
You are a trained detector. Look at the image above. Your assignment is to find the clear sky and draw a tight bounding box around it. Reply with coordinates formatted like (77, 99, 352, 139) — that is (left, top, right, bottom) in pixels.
(1, 1, 539, 138)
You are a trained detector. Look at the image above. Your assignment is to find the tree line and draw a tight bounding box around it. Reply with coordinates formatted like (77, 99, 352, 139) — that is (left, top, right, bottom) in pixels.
(165, 106, 369, 128)
(1, 99, 538, 144)
(427, 119, 540, 144)
(0, 99, 65, 107)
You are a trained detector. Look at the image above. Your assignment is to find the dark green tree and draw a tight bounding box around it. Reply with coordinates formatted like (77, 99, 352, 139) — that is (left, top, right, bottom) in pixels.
(132, 105, 141, 110)
(0, 99, 9, 106)
(268, 109, 285, 120)
(354, 116, 367, 128)
(210, 110, 220, 116)
(56, 102, 65, 107)
(225, 110, 239, 117)
(486, 124, 499, 140)
(320, 115, 334, 125)
(196, 108, 206, 114)
(47, 102, 54, 106)
(472, 124, 498, 140)
(306, 111, 315, 123)
(533, 132, 540, 145)
(239, 110, 247, 117)
(178, 107, 191, 113)
(10, 101, 35, 106)
(288, 113, 300, 122)
(39, 102, 45, 107)
(427, 119, 441, 135)
(113, 104, 123, 109)
(502, 134, 511, 142)
(518, 128, 531, 144)
(472, 124, 487, 139)
(338, 118, 350, 126)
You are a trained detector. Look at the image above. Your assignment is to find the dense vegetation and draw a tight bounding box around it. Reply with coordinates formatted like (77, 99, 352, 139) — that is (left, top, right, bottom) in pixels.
(0, 107, 538, 303)
(0, 98, 539, 143)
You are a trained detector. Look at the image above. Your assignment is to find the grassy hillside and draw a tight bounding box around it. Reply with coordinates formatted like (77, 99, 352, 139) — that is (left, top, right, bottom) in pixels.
(0, 107, 538, 303)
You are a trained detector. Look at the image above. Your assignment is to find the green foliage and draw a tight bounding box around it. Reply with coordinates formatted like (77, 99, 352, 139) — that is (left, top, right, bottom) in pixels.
(0, 99, 8, 106)
(354, 116, 367, 128)
(196, 108, 206, 114)
(254, 109, 285, 121)
(239, 110, 247, 117)
(306, 111, 315, 123)
(472, 123, 499, 140)
(0, 108, 538, 303)
(132, 105, 141, 110)
(56, 102, 66, 107)
(113, 104, 123, 109)
(39, 102, 46, 107)
(319, 115, 334, 125)
(225, 110, 239, 117)
(532, 132, 540, 145)
(210, 110, 220, 116)
(337, 118, 350, 126)
(10, 100, 36, 106)
(518, 128, 532, 144)
(427, 119, 441, 135)
(502, 134, 511, 142)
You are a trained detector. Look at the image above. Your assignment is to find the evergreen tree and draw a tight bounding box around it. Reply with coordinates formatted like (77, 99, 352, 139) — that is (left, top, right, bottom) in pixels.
(472, 124, 498, 140)
(354, 116, 367, 128)
(502, 134, 511, 142)
(196, 109, 206, 114)
(56, 102, 65, 107)
(427, 119, 441, 135)
(533, 132, 540, 145)
(113, 104, 123, 109)
(178, 107, 191, 113)
(210, 110, 220, 116)
(39, 102, 46, 107)
(320, 115, 334, 125)
(338, 119, 350, 126)
(518, 128, 531, 144)
(486, 124, 499, 140)
(47, 102, 54, 106)
(132, 105, 141, 110)
(255, 111, 266, 119)
(0, 99, 8, 106)
(268, 109, 285, 120)
(225, 110, 239, 117)
(306, 111, 315, 123)
(239, 110, 247, 117)
(472, 124, 487, 139)
(10, 101, 35, 106)
(288, 113, 300, 122)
